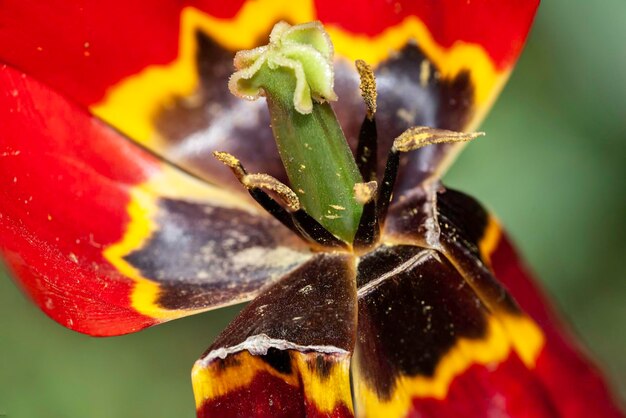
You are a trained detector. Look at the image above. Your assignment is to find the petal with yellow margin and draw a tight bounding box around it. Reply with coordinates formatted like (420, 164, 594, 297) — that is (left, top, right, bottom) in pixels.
(0, 0, 540, 191)
(374, 187, 623, 417)
(193, 253, 356, 418)
(0, 65, 311, 336)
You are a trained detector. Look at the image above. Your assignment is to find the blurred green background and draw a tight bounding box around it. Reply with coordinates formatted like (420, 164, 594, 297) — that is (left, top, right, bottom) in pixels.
(1, 1, 624, 416)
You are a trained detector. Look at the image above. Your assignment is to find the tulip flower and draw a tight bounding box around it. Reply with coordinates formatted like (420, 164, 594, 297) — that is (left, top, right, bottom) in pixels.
(0, 1, 622, 417)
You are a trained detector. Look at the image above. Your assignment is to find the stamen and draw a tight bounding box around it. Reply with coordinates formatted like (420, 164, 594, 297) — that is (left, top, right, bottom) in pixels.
(377, 127, 484, 227)
(213, 151, 247, 180)
(355, 60, 377, 120)
(213, 150, 347, 250)
(356, 118, 378, 184)
(353, 181, 380, 251)
(353, 60, 381, 249)
(214, 151, 300, 212)
(214, 151, 298, 233)
(291, 211, 349, 250)
(393, 127, 484, 153)
(243, 174, 301, 212)
(355, 60, 379, 183)
(376, 151, 399, 225)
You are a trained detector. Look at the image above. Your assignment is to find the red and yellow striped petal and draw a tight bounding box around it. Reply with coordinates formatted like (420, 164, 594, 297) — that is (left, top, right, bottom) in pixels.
(488, 232, 624, 417)
(194, 350, 353, 418)
(371, 187, 623, 417)
(0, 65, 311, 336)
(354, 244, 546, 417)
(0, 0, 540, 188)
(192, 253, 357, 417)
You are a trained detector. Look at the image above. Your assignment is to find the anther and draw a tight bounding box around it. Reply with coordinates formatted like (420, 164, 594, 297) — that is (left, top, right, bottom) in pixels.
(214, 151, 301, 211)
(213, 150, 348, 250)
(355, 60, 379, 183)
(356, 60, 377, 120)
(353, 60, 380, 248)
(243, 174, 301, 212)
(393, 127, 484, 153)
(377, 127, 484, 227)
(213, 151, 247, 180)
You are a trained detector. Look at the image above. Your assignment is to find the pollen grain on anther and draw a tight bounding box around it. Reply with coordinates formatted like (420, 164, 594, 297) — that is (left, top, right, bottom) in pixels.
(355, 59, 377, 120)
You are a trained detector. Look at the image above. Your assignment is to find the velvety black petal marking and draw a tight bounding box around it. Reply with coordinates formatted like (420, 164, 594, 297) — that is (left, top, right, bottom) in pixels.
(192, 253, 357, 418)
(150, 34, 476, 198)
(124, 198, 312, 311)
(355, 247, 489, 399)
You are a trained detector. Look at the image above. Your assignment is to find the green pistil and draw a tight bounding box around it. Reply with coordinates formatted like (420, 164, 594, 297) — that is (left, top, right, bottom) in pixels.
(229, 21, 363, 243)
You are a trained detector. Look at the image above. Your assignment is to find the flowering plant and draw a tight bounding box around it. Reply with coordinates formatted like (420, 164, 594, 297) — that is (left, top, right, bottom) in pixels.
(0, 1, 622, 417)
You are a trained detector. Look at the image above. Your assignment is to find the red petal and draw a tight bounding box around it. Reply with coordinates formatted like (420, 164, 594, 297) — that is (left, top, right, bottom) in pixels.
(490, 234, 624, 417)
(0, 1, 540, 190)
(0, 65, 311, 336)
(316, 0, 540, 70)
(363, 187, 623, 417)
(193, 253, 357, 417)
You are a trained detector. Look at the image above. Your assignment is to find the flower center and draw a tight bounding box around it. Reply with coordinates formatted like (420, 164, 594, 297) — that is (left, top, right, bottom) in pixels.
(215, 21, 482, 252)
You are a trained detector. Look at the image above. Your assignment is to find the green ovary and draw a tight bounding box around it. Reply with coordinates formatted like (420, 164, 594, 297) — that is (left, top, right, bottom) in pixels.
(229, 21, 363, 243)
